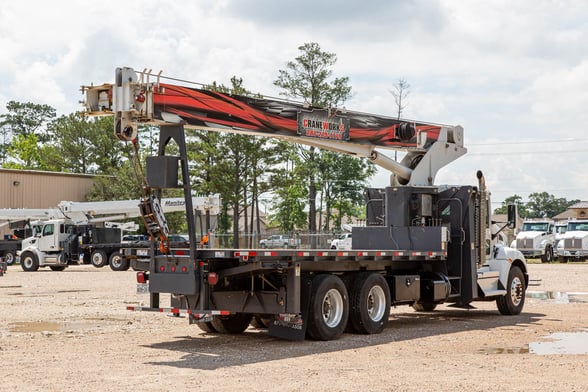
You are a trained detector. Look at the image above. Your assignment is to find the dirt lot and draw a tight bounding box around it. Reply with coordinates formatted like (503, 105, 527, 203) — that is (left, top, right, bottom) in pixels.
(1, 262, 587, 392)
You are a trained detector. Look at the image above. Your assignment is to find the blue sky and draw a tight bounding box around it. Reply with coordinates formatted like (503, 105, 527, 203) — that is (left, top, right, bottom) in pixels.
(1, 0, 587, 209)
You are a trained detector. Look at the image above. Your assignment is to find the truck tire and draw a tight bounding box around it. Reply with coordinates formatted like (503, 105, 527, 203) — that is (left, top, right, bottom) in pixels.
(210, 313, 253, 334)
(196, 321, 218, 333)
(412, 302, 438, 312)
(4, 251, 16, 265)
(348, 273, 391, 334)
(541, 246, 553, 263)
(251, 315, 273, 329)
(90, 250, 108, 268)
(50, 266, 66, 271)
(306, 274, 349, 341)
(109, 252, 129, 271)
(20, 252, 39, 272)
(496, 266, 526, 315)
(260, 243, 267, 249)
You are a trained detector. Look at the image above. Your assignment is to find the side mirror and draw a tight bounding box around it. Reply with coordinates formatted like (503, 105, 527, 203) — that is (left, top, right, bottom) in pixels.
(507, 204, 517, 229)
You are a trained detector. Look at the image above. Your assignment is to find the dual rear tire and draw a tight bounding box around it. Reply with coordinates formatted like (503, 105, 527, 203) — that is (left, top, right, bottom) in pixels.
(306, 272, 391, 340)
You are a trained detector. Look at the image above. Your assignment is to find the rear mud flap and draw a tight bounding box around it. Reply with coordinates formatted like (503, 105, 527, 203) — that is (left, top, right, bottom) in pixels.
(268, 276, 312, 341)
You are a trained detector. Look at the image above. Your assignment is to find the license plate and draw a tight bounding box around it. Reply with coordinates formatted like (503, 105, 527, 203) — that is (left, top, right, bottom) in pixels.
(136, 283, 149, 294)
(137, 249, 149, 256)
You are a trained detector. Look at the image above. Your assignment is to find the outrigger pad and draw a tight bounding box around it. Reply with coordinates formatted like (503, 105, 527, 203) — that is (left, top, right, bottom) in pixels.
(146, 156, 180, 188)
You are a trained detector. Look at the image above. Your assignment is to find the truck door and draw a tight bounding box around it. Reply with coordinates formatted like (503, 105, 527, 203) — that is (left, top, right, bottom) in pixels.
(38, 223, 59, 252)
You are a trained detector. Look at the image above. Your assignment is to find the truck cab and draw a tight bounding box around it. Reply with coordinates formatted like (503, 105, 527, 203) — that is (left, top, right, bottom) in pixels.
(18, 219, 73, 271)
(511, 220, 555, 262)
(556, 219, 588, 262)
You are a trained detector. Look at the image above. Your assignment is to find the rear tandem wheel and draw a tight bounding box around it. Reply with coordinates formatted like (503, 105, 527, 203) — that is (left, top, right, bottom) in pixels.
(348, 272, 391, 334)
(306, 274, 349, 341)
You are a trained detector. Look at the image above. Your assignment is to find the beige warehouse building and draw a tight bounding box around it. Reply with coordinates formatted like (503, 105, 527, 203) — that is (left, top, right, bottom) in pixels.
(0, 168, 96, 236)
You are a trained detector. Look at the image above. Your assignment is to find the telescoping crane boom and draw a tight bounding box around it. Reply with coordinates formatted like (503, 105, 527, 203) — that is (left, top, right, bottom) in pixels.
(0, 196, 220, 225)
(79, 67, 527, 342)
(83, 67, 466, 187)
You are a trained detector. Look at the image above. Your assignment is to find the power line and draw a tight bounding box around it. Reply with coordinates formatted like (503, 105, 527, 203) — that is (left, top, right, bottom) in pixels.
(467, 149, 588, 156)
(468, 137, 588, 146)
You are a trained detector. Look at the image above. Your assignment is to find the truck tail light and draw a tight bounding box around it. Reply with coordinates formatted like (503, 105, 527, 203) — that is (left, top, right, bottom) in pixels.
(207, 272, 218, 286)
(136, 271, 148, 283)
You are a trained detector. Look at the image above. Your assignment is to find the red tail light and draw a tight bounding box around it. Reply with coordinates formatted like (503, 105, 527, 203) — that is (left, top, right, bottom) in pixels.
(136, 271, 148, 283)
(207, 272, 218, 286)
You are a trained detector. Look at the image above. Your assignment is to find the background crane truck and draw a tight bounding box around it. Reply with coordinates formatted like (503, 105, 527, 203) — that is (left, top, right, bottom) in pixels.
(0, 227, 32, 266)
(81, 67, 528, 341)
(0, 196, 220, 271)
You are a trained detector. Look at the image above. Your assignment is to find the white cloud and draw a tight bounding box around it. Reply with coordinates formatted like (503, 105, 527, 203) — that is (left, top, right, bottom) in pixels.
(1, 0, 588, 206)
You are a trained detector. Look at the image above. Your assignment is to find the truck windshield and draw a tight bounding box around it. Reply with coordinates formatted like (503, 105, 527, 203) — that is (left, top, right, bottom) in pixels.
(521, 222, 548, 232)
(556, 225, 567, 234)
(567, 222, 588, 231)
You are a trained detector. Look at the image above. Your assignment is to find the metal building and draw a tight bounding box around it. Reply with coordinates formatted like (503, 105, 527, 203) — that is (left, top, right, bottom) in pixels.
(0, 168, 96, 209)
(0, 169, 96, 237)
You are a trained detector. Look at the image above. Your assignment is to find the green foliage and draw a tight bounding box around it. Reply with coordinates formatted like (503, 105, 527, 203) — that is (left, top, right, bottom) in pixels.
(274, 42, 351, 107)
(495, 193, 579, 218)
(1, 101, 56, 164)
(4, 133, 42, 169)
(494, 194, 528, 217)
(0, 101, 56, 137)
(526, 192, 579, 218)
(274, 42, 354, 237)
(270, 170, 308, 231)
(318, 151, 376, 230)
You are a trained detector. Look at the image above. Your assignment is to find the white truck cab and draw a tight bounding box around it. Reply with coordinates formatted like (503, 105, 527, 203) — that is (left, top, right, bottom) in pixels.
(511, 220, 555, 262)
(556, 219, 588, 262)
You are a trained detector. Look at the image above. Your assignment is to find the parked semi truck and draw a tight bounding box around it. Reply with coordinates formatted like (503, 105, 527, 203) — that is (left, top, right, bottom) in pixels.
(81, 67, 528, 341)
(511, 219, 556, 262)
(556, 219, 588, 262)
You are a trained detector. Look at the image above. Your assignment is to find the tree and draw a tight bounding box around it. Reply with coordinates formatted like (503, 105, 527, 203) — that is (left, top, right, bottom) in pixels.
(274, 42, 352, 242)
(390, 78, 410, 119)
(44, 113, 128, 174)
(318, 151, 376, 231)
(189, 76, 291, 247)
(495, 193, 579, 219)
(526, 192, 579, 219)
(0, 101, 56, 166)
(494, 194, 527, 217)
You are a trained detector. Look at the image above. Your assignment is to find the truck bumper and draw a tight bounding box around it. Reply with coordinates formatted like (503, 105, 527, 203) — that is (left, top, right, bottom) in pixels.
(519, 250, 544, 258)
(560, 250, 588, 259)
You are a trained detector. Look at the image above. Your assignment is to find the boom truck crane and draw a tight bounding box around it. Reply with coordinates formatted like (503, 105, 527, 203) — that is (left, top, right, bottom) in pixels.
(0, 196, 220, 271)
(80, 67, 528, 341)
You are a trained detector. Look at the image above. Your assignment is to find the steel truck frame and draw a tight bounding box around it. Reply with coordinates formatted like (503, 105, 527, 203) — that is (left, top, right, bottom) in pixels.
(81, 67, 528, 341)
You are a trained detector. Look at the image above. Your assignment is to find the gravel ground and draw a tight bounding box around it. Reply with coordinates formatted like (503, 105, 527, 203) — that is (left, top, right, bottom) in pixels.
(0, 261, 587, 392)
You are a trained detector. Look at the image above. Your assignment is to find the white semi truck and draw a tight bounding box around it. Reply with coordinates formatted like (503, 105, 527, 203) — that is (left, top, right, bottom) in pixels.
(511, 219, 556, 262)
(556, 219, 588, 262)
(80, 67, 529, 341)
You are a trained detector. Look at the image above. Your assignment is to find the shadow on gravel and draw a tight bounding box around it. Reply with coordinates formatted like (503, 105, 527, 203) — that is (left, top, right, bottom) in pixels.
(143, 309, 545, 370)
